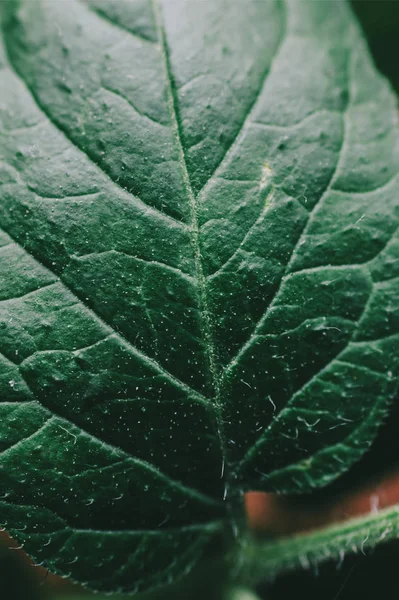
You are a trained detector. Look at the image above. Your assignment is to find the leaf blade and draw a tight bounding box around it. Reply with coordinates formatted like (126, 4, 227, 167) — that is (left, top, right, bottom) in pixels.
(0, 0, 399, 593)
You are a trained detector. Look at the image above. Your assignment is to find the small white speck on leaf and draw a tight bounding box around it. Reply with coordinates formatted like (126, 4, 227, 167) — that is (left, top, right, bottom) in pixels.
(260, 161, 273, 189)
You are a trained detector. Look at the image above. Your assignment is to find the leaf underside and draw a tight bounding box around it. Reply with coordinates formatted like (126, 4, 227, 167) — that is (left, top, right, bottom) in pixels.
(0, 0, 398, 593)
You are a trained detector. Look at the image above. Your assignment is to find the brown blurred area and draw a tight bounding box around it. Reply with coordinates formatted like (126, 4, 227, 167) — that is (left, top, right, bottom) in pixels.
(246, 469, 399, 537)
(0, 530, 84, 598)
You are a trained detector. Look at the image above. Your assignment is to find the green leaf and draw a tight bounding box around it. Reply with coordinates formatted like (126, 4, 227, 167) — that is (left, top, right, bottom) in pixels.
(0, 0, 398, 594)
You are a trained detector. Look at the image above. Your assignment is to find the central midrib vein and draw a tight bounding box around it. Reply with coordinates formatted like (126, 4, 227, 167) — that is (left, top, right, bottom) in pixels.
(151, 0, 227, 474)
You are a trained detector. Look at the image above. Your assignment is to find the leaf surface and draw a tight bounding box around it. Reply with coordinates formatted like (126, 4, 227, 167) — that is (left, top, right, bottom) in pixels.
(0, 0, 398, 593)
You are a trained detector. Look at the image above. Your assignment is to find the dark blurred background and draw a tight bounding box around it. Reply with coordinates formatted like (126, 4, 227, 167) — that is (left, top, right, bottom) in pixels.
(352, 0, 399, 92)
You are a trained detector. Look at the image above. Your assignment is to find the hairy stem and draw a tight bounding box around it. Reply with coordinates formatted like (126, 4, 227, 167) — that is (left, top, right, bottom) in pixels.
(237, 504, 399, 587)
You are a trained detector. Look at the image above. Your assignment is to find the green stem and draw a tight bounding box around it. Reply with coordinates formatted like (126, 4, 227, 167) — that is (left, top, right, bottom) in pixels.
(223, 588, 262, 600)
(237, 504, 399, 587)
